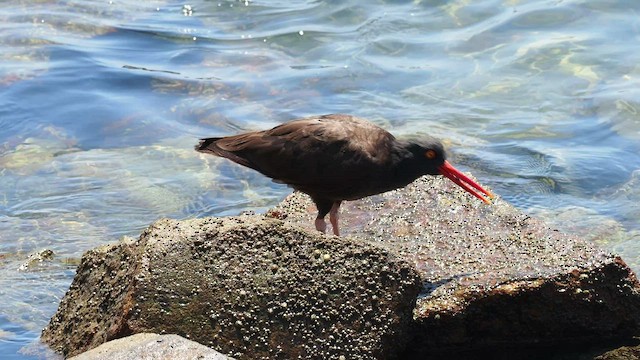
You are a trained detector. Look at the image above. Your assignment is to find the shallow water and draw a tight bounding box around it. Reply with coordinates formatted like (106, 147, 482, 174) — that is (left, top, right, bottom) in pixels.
(1, 0, 639, 358)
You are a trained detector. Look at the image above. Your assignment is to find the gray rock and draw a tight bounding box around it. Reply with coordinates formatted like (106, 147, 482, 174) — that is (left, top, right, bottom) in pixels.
(69, 333, 232, 360)
(268, 175, 640, 355)
(41, 216, 421, 359)
(595, 344, 640, 360)
(41, 173, 640, 359)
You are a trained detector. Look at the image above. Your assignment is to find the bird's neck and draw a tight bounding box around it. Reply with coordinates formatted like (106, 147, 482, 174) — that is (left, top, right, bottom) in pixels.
(390, 142, 425, 186)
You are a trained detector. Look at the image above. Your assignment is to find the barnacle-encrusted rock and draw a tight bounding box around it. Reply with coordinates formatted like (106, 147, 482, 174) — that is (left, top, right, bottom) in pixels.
(41, 216, 421, 359)
(270, 176, 640, 356)
(42, 174, 640, 358)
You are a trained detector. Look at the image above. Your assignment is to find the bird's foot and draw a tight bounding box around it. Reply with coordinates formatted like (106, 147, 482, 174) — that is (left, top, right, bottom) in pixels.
(315, 218, 327, 233)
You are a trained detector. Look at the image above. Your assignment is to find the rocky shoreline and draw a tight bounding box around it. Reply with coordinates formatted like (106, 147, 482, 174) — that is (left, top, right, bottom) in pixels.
(41, 176, 640, 359)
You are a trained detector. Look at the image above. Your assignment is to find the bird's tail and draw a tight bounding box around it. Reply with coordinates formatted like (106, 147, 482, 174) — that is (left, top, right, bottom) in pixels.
(195, 137, 222, 154)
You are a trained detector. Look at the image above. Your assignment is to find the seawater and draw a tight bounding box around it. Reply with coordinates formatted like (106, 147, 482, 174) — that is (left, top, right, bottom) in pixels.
(1, 0, 639, 358)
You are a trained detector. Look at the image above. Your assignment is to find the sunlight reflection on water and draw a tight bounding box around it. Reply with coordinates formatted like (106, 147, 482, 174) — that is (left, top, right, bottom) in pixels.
(1, 0, 640, 358)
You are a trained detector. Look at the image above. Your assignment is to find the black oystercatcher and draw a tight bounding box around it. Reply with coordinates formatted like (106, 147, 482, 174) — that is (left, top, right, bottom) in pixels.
(196, 114, 493, 236)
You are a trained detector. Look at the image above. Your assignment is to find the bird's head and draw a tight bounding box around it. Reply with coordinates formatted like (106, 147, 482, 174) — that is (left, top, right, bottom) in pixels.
(407, 137, 494, 204)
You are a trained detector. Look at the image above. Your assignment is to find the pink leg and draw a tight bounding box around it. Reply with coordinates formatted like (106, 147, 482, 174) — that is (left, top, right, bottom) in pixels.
(329, 201, 342, 236)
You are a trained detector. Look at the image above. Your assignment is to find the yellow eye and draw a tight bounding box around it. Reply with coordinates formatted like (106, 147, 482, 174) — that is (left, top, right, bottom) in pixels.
(425, 150, 437, 159)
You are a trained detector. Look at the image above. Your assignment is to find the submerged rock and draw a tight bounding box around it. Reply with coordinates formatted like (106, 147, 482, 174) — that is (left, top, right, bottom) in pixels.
(18, 249, 54, 271)
(41, 216, 421, 359)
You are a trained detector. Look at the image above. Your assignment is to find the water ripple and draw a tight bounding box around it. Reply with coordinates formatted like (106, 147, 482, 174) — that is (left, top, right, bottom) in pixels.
(2, 0, 640, 358)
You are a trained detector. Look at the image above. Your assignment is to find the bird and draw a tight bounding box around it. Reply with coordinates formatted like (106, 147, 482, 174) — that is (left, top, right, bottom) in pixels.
(195, 114, 494, 236)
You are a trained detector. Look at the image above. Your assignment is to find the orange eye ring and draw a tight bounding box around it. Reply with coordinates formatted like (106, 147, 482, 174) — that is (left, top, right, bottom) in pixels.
(425, 150, 437, 159)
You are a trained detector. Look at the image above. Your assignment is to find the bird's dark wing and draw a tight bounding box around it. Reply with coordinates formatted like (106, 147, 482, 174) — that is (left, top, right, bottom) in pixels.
(196, 114, 396, 199)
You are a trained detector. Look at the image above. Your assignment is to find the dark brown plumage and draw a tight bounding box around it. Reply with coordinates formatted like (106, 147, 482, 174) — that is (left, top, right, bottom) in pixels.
(196, 114, 493, 235)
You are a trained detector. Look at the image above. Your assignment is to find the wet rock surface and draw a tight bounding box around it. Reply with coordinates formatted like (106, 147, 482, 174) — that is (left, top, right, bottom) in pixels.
(41, 216, 421, 359)
(69, 333, 232, 360)
(18, 248, 54, 271)
(269, 176, 640, 355)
